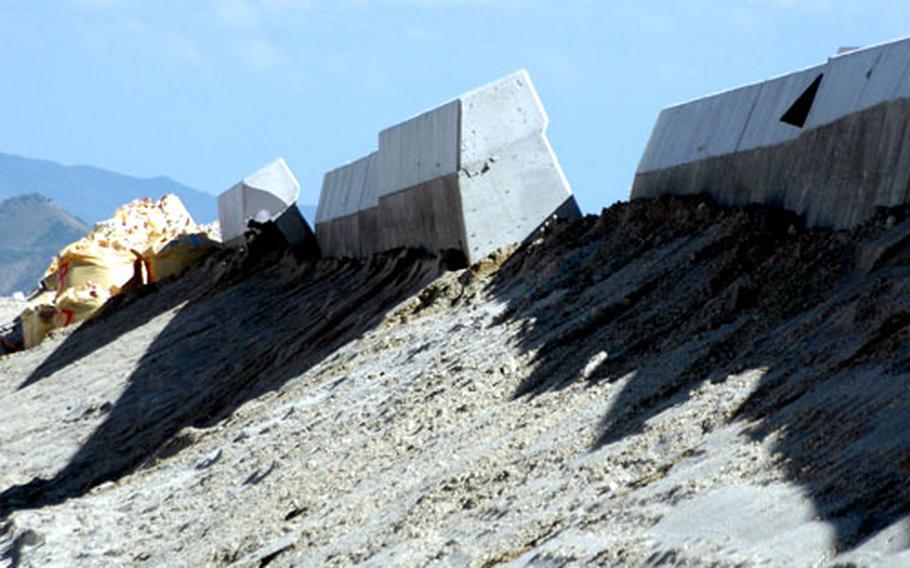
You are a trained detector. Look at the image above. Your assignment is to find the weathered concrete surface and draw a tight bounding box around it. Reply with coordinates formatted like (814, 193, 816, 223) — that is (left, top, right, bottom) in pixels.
(316, 70, 577, 263)
(458, 71, 576, 262)
(377, 101, 460, 198)
(805, 39, 910, 128)
(377, 175, 463, 254)
(6, 197, 910, 566)
(218, 158, 303, 244)
(736, 66, 824, 150)
(316, 154, 380, 258)
(634, 99, 910, 228)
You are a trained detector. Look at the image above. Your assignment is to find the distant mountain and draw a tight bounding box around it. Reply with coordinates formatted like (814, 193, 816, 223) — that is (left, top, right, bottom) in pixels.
(0, 152, 216, 224)
(0, 194, 90, 295)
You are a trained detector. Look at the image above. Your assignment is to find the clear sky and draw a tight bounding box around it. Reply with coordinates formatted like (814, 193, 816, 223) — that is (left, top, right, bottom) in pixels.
(2, 0, 910, 214)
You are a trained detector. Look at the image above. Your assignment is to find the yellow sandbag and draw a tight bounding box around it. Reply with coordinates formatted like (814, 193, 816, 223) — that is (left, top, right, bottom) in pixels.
(20, 304, 57, 349)
(22, 194, 201, 349)
(55, 241, 139, 296)
(54, 284, 111, 327)
(144, 233, 217, 283)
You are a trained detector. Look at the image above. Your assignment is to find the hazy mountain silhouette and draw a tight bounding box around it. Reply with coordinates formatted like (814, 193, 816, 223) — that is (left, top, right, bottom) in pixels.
(0, 152, 216, 224)
(0, 194, 89, 295)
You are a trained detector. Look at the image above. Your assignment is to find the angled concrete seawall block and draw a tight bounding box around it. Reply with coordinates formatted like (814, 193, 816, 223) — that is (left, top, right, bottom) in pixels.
(218, 158, 311, 247)
(315, 70, 577, 263)
(632, 36, 910, 230)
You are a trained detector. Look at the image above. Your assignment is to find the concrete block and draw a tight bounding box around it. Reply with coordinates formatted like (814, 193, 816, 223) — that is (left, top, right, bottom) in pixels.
(632, 36, 910, 230)
(632, 98, 910, 229)
(217, 158, 303, 245)
(315, 70, 576, 263)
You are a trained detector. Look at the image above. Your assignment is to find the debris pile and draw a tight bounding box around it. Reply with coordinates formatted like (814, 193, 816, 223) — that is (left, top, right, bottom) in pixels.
(18, 194, 217, 348)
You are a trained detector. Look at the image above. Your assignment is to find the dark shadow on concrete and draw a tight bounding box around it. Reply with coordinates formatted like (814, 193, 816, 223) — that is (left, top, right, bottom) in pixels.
(0, 241, 440, 518)
(486, 194, 910, 553)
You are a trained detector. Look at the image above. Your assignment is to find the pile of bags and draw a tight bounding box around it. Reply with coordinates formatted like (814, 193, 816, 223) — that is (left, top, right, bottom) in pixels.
(20, 195, 219, 348)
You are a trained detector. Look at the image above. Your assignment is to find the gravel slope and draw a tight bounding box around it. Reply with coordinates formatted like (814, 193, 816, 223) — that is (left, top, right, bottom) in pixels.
(3, 196, 910, 566)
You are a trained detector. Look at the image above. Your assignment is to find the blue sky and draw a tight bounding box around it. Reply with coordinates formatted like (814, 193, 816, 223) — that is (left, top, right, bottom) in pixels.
(2, 0, 910, 213)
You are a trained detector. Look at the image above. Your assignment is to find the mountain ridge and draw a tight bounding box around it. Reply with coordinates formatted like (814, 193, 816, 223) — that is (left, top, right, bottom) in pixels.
(0, 151, 216, 224)
(0, 193, 90, 295)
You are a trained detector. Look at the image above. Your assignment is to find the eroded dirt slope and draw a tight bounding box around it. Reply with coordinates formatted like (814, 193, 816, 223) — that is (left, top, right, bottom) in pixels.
(3, 196, 910, 567)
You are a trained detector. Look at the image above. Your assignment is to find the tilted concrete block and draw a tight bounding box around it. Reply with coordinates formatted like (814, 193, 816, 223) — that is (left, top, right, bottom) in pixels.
(218, 158, 315, 248)
(632, 36, 910, 230)
(315, 70, 578, 263)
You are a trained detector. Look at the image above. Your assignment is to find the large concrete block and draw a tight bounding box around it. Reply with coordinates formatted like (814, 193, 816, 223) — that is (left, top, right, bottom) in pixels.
(217, 158, 303, 245)
(315, 70, 577, 263)
(632, 36, 910, 230)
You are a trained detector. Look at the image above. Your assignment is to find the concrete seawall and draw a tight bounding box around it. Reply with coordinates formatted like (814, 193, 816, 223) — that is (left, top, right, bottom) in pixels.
(218, 158, 302, 245)
(632, 36, 910, 228)
(317, 70, 578, 264)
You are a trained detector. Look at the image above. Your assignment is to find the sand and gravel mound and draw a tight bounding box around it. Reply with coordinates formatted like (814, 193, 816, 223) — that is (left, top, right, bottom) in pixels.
(3, 195, 910, 566)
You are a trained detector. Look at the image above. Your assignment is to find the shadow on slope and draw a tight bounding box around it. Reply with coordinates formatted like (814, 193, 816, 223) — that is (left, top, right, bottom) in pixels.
(486, 195, 910, 552)
(0, 242, 442, 518)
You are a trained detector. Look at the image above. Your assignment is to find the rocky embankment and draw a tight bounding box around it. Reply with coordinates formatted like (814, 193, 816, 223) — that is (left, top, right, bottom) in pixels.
(3, 196, 910, 566)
